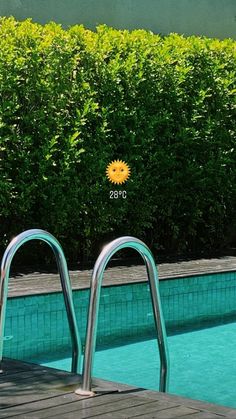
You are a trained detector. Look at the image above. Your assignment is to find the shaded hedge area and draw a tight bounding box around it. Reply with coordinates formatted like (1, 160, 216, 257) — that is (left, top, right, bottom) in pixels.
(0, 17, 235, 264)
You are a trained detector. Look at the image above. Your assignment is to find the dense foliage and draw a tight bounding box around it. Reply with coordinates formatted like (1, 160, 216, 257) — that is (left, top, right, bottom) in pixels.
(0, 17, 235, 264)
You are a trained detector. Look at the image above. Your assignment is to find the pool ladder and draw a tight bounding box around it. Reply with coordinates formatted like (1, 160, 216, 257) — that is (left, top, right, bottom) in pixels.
(77, 236, 169, 395)
(0, 229, 82, 374)
(0, 231, 169, 393)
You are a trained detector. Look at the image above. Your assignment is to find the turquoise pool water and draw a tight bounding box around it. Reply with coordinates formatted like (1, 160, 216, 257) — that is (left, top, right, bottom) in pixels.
(33, 321, 236, 408)
(5, 271, 236, 361)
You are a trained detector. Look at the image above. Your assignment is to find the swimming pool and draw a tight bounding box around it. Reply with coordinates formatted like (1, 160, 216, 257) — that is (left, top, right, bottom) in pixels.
(4, 270, 236, 408)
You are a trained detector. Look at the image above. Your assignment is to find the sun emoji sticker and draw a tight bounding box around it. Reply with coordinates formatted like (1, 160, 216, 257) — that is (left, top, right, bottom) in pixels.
(106, 160, 131, 185)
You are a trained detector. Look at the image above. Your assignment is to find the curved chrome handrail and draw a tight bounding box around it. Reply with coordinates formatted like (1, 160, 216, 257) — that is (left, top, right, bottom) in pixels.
(80, 236, 169, 394)
(0, 229, 82, 374)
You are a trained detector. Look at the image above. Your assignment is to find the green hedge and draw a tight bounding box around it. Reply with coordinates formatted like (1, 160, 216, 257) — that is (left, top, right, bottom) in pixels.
(0, 17, 235, 263)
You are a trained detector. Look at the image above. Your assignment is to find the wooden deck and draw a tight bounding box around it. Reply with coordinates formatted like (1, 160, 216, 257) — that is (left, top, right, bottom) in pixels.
(9, 256, 236, 297)
(0, 358, 236, 418)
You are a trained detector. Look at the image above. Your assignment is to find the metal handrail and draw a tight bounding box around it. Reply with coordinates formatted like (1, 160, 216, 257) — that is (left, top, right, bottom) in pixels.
(79, 236, 169, 394)
(0, 229, 82, 374)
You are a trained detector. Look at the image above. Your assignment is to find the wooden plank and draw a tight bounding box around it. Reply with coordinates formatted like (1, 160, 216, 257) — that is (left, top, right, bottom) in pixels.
(133, 405, 204, 418)
(0, 393, 77, 418)
(8, 394, 154, 419)
(83, 400, 182, 419)
(0, 392, 71, 415)
(139, 390, 236, 418)
(0, 370, 50, 388)
(0, 370, 80, 391)
(177, 413, 228, 418)
(37, 397, 175, 419)
(0, 368, 81, 411)
(0, 359, 42, 374)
